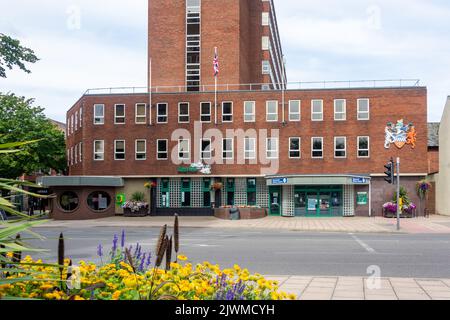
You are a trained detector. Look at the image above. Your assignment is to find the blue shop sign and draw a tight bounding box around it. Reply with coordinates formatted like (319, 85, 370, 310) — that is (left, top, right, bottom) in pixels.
(352, 177, 367, 184)
(272, 178, 288, 185)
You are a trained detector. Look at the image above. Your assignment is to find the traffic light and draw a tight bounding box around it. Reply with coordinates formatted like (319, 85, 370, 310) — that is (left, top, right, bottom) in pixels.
(384, 159, 395, 184)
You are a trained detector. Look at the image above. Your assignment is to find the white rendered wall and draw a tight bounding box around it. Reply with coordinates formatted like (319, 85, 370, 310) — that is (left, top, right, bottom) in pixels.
(437, 97, 450, 216)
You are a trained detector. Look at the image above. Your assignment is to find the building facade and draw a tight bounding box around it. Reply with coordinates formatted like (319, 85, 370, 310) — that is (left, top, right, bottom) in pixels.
(42, 0, 429, 220)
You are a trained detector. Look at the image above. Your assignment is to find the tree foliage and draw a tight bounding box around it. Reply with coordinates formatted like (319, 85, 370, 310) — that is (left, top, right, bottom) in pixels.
(0, 33, 39, 78)
(0, 93, 66, 179)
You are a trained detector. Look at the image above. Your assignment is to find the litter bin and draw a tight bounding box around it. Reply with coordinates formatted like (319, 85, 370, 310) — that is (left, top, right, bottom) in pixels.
(229, 207, 240, 220)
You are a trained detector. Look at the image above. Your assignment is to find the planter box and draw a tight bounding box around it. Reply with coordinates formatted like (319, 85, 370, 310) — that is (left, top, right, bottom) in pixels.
(214, 208, 267, 220)
(123, 207, 149, 217)
(383, 209, 414, 219)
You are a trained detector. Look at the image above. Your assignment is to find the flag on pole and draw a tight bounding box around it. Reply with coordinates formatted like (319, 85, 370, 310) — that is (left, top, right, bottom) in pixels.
(213, 48, 219, 77)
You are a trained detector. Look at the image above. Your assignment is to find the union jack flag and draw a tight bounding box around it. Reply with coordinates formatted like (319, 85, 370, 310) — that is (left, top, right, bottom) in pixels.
(213, 48, 219, 77)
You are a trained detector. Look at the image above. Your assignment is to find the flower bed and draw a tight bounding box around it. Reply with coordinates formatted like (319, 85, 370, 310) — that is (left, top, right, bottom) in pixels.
(122, 201, 149, 217)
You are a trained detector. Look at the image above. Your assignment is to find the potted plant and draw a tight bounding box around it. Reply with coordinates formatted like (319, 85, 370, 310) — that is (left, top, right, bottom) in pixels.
(122, 192, 149, 217)
(211, 182, 223, 191)
(416, 180, 432, 217)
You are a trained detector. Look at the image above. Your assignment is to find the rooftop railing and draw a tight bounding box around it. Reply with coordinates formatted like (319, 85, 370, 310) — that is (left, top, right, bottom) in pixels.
(84, 79, 421, 95)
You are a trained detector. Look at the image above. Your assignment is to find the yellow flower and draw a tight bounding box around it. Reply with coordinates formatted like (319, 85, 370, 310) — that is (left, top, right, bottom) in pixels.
(288, 294, 297, 300)
(112, 291, 122, 300)
(74, 295, 85, 301)
(6, 252, 13, 258)
(123, 277, 137, 288)
(177, 255, 188, 261)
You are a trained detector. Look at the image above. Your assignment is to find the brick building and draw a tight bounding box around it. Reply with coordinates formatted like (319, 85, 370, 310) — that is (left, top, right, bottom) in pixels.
(42, 0, 429, 220)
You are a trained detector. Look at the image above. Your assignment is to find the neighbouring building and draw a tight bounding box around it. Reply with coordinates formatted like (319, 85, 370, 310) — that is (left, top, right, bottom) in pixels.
(41, 0, 429, 220)
(435, 97, 450, 216)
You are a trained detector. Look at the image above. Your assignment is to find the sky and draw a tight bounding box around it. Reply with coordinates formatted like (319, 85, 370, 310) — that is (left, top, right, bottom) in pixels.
(1, 0, 449, 122)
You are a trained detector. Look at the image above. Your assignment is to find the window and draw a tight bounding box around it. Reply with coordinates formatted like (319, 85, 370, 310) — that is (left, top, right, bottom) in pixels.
(67, 117, 70, 137)
(157, 140, 168, 160)
(266, 138, 278, 159)
(201, 139, 212, 160)
(114, 104, 126, 124)
(311, 100, 323, 121)
(358, 136, 370, 158)
(222, 138, 234, 160)
(75, 111, 78, 130)
(114, 140, 125, 160)
(94, 140, 104, 161)
(262, 36, 269, 50)
(200, 102, 211, 122)
(160, 178, 170, 208)
(289, 100, 301, 122)
(179, 103, 190, 123)
(262, 12, 269, 26)
(157, 103, 168, 123)
(186, 0, 201, 92)
(135, 140, 147, 160)
(87, 191, 111, 212)
(222, 102, 233, 122)
(244, 138, 256, 160)
(334, 99, 346, 121)
(59, 192, 79, 212)
(262, 60, 270, 75)
(178, 139, 190, 160)
(70, 147, 74, 166)
(289, 138, 301, 159)
(247, 178, 257, 206)
(312, 137, 323, 158)
(244, 101, 255, 122)
(135, 103, 147, 124)
(203, 178, 211, 207)
(71, 115, 74, 134)
(80, 107, 83, 127)
(334, 137, 347, 158)
(358, 99, 370, 120)
(94, 104, 104, 125)
(181, 178, 191, 207)
(79, 142, 83, 162)
(226, 178, 235, 206)
(74, 144, 78, 164)
(266, 101, 278, 122)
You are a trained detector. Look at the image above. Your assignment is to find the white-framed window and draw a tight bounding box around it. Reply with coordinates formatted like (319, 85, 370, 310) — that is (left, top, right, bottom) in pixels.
(94, 104, 104, 125)
(358, 136, 370, 158)
(114, 140, 126, 160)
(79, 142, 83, 162)
(334, 99, 346, 121)
(200, 102, 211, 123)
(75, 111, 78, 131)
(262, 60, 270, 75)
(357, 99, 370, 120)
(178, 139, 190, 160)
(200, 139, 212, 160)
(70, 147, 74, 166)
(334, 137, 347, 158)
(289, 137, 301, 159)
(244, 101, 255, 122)
(157, 103, 168, 124)
(222, 138, 234, 160)
(262, 12, 269, 26)
(289, 100, 301, 122)
(67, 149, 70, 166)
(135, 139, 147, 160)
(266, 100, 278, 122)
(94, 140, 104, 161)
(135, 103, 147, 124)
(178, 103, 190, 123)
(222, 102, 233, 122)
(311, 100, 323, 121)
(311, 137, 323, 158)
(114, 104, 126, 124)
(157, 139, 168, 160)
(80, 107, 83, 128)
(262, 36, 269, 50)
(74, 144, 78, 164)
(244, 137, 256, 160)
(71, 115, 74, 134)
(266, 138, 279, 159)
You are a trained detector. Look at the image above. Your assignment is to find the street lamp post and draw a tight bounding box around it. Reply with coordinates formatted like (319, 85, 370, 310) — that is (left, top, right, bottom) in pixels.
(396, 157, 401, 231)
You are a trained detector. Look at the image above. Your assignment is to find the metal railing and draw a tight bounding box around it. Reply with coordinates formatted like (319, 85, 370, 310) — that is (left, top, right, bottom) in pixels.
(84, 79, 421, 95)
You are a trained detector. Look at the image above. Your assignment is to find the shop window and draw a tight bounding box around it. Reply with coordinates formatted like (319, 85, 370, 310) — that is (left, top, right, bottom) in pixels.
(135, 103, 147, 124)
(312, 137, 323, 158)
(222, 102, 233, 122)
(160, 178, 170, 208)
(226, 178, 235, 206)
(244, 101, 255, 122)
(157, 103, 168, 123)
(201, 102, 211, 122)
(59, 191, 79, 212)
(247, 178, 257, 206)
(289, 137, 301, 159)
(203, 178, 211, 207)
(115, 104, 126, 124)
(87, 191, 111, 212)
(289, 100, 301, 122)
(181, 178, 191, 207)
(334, 99, 346, 121)
(334, 137, 347, 158)
(311, 100, 323, 121)
(358, 136, 370, 158)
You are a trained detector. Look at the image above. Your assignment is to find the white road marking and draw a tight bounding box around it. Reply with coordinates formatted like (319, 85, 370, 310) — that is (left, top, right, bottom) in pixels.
(349, 233, 376, 253)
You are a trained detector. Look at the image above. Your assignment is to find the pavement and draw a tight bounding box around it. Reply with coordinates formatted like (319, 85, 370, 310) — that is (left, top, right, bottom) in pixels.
(265, 276, 450, 300)
(37, 215, 450, 234)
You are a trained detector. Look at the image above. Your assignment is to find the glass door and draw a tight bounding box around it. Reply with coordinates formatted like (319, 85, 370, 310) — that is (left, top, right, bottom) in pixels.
(306, 192, 318, 216)
(294, 191, 307, 216)
(269, 186, 281, 216)
(319, 192, 331, 216)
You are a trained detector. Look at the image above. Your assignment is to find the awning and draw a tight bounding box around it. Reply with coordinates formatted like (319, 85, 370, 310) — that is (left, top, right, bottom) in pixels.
(38, 176, 125, 187)
(266, 175, 371, 186)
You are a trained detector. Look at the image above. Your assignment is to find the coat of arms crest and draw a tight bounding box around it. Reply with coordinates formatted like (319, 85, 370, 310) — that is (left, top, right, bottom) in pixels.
(384, 119, 417, 149)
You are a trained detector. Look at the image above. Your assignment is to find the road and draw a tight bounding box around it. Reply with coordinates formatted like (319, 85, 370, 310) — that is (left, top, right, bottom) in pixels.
(23, 227, 450, 279)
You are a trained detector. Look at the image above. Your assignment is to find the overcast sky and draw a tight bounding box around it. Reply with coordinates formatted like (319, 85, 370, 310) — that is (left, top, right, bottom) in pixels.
(1, 0, 449, 122)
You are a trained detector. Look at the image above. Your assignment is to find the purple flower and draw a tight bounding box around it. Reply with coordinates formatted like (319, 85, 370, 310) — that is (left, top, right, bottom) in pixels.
(139, 253, 146, 272)
(111, 234, 118, 257)
(145, 252, 152, 268)
(97, 244, 103, 258)
(121, 230, 126, 248)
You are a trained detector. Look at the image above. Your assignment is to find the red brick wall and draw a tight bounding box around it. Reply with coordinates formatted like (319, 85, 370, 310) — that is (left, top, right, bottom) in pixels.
(427, 147, 439, 174)
(67, 87, 428, 178)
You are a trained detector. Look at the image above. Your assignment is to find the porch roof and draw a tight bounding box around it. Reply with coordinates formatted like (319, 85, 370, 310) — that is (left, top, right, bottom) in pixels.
(37, 176, 124, 187)
(265, 174, 371, 186)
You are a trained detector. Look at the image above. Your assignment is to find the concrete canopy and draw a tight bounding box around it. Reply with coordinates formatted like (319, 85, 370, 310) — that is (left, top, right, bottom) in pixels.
(38, 176, 124, 187)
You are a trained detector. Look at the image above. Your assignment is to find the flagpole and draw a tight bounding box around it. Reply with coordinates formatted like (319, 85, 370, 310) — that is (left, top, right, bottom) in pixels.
(214, 47, 218, 125)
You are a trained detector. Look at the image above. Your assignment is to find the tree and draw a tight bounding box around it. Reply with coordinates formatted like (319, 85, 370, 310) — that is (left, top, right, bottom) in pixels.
(0, 33, 39, 78)
(0, 93, 66, 179)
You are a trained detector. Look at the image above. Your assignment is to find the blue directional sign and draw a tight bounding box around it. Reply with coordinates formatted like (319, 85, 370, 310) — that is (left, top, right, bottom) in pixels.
(352, 177, 367, 184)
(272, 178, 288, 185)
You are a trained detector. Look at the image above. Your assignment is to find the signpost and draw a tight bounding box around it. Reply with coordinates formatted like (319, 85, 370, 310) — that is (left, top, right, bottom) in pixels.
(396, 157, 401, 231)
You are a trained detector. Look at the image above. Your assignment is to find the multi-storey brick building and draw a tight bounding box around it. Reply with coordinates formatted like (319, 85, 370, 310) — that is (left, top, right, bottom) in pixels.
(42, 0, 429, 220)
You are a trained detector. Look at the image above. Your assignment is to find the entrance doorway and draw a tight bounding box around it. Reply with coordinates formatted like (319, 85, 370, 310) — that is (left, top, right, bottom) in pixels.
(294, 186, 343, 217)
(269, 186, 281, 215)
